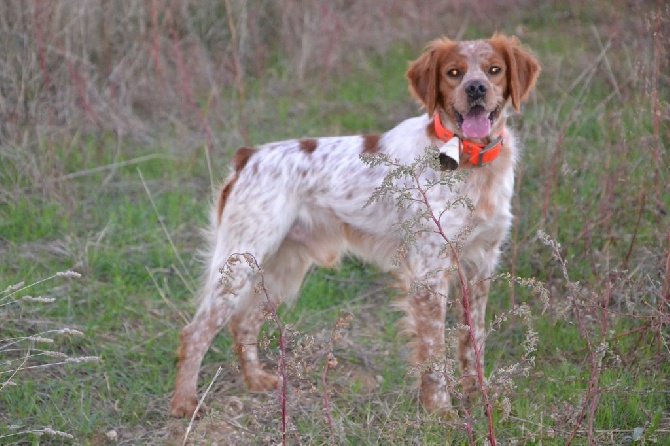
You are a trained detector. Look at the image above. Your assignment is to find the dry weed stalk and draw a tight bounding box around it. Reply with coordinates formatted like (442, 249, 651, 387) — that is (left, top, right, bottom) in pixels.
(0, 271, 99, 443)
(196, 252, 359, 445)
(182, 366, 223, 446)
(0, 0, 459, 149)
(363, 149, 541, 444)
(539, 230, 605, 445)
(220, 253, 291, 446)
(537, 228, 669, 444)
(321, 312, 353, 444)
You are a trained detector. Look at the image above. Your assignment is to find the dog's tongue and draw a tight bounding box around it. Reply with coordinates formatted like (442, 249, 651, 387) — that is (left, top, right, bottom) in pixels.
(462, 109, 491, 139)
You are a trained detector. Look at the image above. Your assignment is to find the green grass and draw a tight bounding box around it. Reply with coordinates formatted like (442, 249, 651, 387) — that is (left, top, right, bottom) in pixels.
(1, 1, 669, 444)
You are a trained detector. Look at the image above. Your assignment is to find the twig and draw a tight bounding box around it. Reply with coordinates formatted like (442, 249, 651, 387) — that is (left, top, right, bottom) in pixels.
(223, 0, 250, 146)
(623, 190, 646, 269)
(651, 0, 662, 205)
(151, 0, 161, 76)
(0, 356, 99, 374)
(269, 303, 288, 446)
(590, 26, 620, 99)
(321, 314, 351, 444)
(54, 153, 171, 181)
(658, 230, 670, 355)
(238, 254, 289, 445)
(63, 45, 100, 126)
(542, 234, 604, 446)
(1, 271, 81, 303)
(167, 6, 216, 193)
(138, 168, 197, 295)
(33, 0, 53, 128)
(0, 348, 30, 393)
(182, 366, 223, 446)
(322, 351, 336, 445)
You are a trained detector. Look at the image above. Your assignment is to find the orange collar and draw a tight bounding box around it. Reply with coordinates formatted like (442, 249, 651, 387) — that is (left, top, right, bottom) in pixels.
(434, 113, 504, 166)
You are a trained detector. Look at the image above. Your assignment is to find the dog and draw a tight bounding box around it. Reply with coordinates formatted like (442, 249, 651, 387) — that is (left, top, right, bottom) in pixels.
(170, 34, 540, 418)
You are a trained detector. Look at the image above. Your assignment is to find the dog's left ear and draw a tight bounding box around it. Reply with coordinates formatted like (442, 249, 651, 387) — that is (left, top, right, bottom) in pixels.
(491, 35, 541, 112)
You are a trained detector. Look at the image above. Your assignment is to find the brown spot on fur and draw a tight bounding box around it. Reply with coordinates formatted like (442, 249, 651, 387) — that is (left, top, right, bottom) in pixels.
(362, 134, 381, 153)
(217, 147, 257, 225)
(299, 138, 318, 154)
(343, 223, 366, 246)
(217, 177, 237, 226)
(233, 147, 256, 172)
(425, 121, 437, 140)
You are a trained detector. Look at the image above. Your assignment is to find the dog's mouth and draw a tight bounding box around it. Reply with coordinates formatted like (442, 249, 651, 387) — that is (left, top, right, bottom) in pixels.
(454, 105, 499, 139)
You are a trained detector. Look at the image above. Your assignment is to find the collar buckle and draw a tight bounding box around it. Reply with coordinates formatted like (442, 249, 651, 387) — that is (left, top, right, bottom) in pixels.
(476, 136, 504, 166)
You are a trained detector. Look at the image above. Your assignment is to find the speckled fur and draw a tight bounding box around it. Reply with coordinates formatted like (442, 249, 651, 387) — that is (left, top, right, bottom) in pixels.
(170, 34, 539, 418)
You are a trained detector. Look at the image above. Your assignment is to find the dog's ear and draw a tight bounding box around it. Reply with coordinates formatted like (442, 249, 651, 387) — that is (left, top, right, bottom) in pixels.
(491, 35, 541, 112)
(406, 49, 439, 115)
(406, 39, 455, 116)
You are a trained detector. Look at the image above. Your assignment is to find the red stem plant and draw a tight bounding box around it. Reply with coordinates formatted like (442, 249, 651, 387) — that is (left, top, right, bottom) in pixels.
(362, 152, 500, 445)
(539, 231, 610, 446)
(321, 350, 336, 445)
(151, 0, 162, 77)
(167, 7, 216, 157)
(320, 313, 353, 445)
(410, 170, 497, 446)
(232, 254, 290, 446)
(33, 2, 52, 116)
(223, 0, 250, 146)
(651, 0, 662, 205)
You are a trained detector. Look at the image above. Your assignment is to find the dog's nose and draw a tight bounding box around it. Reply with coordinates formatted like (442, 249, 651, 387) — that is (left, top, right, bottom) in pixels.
(465, 80, 487, 101)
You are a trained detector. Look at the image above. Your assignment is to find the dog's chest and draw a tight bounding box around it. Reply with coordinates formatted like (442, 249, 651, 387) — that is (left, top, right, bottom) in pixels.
(417, 163, 514, 248)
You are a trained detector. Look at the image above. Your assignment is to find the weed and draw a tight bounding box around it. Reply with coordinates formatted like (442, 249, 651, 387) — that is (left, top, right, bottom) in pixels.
(0, 272, 99, 443)
(0, 0, 668, 444)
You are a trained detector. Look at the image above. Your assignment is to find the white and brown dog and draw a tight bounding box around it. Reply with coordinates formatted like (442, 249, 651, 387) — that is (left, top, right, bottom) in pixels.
(171, 34, 540, 417)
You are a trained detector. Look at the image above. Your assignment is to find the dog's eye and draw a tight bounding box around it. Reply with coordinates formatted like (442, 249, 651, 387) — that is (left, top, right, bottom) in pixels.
(446, 68, 461, 78)
(488, 66, 502, 75)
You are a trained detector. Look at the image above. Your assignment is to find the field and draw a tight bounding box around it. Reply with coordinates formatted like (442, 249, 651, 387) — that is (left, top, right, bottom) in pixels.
(1, 0, 669, 444)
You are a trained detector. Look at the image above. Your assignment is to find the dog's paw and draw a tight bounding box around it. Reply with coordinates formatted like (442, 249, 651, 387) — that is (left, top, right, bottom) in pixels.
(420, 372, 453, 416)
(170, 395, 207, 418)
(246, 370, 280, 392)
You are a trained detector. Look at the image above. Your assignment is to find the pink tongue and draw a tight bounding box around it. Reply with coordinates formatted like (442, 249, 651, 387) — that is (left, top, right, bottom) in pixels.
(462, 112, 491, 139)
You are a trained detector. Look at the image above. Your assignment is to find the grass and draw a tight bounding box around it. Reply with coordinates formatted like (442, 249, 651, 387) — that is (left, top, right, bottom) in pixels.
(1, 0, 669, 444)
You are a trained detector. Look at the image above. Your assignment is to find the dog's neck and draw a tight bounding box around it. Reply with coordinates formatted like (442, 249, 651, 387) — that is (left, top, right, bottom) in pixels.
(430, 111, 506, 167)
(433, 110, 506, 146)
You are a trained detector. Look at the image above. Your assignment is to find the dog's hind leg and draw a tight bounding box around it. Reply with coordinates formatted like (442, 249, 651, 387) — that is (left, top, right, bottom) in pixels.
(230, 239, 313, 392)
(171, 185, 306, 418)
(170, 274, 243, 418)
(171, 254, 286, 417)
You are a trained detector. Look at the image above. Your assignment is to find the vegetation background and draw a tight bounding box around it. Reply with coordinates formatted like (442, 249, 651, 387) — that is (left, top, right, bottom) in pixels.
(0, 0, 668, 444)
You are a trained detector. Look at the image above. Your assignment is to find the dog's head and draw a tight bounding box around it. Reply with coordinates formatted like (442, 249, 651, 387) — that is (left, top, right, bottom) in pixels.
(406, 34, 540, 140)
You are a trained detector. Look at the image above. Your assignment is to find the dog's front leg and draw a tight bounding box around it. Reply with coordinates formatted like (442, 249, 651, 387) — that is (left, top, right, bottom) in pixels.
(457, 278, 489, 398)
(402, 284, 451, 414)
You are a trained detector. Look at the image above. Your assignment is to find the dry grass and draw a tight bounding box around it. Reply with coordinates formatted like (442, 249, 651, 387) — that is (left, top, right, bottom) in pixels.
(1, 0, 669, 444)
